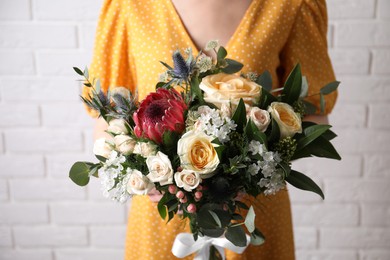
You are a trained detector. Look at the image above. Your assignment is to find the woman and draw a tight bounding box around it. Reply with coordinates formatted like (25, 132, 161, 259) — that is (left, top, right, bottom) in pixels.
(84, 0, 337, 259)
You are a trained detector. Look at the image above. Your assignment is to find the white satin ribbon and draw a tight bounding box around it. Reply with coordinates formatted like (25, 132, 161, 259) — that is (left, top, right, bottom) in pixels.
(171, 233, 250, 260)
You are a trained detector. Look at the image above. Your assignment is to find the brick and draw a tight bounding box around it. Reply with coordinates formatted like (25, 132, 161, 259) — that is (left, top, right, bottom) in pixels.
(4, 129, 83, 152)
(335, 22, 390, 47)
(51, 202, 125, 224)
(0, 249, 52, 260)
(0, 133, 4, 153)
(0, 104, 40, 127)
(362, 204, 390, 227)
(336, 76, 390, 103)
(41, 102, 95, 127)
(369, 104, 390, 129)
(327, 0, 375, 19)
(0, 203, 48, 224)
(292, 204, 359, 227)
(46, 154, 95, 178)
(0, 155, 44, 177)
(90, 226, 126, 247)
(0, 24, 76, 48)
(0, 51, 34, 75)
(320, 228, 390, 248)
(87, 180, 110, 201)
(365, 154, 390, 178)
(295, 250, 357, 260)
(13, 226, 87, 246)
(293, 155, 362, 179)
(360, 250, 390, 260)
(372, 50, 390, 74)
(0, 227, 12, 247)
(378, 0, 390, 19)
(0, 0, 31, 20)
(329, 104, 367, 127)
(55, 249, 123, 260)
(1, 78, 80, 102)
(294, 227, 317, 249)
(37, 51, 92, 76)
(325, 179, 390, 202)
(34, 0, 102, 21)
(289, 185, 322, 203)
(0, 180, 8, 201)
(329, 49, 370, 74)
(79, 23, 98, 50)
(9, 179, 86, 200)
(332, 128, 390, 153)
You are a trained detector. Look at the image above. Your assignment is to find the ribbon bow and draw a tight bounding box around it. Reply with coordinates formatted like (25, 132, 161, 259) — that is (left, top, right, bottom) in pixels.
(171, 233, 250, 260)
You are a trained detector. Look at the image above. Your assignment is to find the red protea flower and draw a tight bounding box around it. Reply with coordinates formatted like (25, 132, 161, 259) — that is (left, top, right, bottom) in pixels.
(133, 88, 187, 143)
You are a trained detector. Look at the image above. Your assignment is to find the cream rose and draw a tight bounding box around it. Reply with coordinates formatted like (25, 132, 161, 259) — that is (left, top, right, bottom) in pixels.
(126, 169, 154, 195)
(114, 135, 136, 155)
(133, 142, 157, 158)
(174, 170, 200, 192)
(107, 118, 128, 135)
(248, 107, 271, 132)
(268, 102, 302, 139)
(93, 138, 114, 158)
(199, 73, 261, 109)
(146, 152, 174, 185)
(177, 130, 219, 177)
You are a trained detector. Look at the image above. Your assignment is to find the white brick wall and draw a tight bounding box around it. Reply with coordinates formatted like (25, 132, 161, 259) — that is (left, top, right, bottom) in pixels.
(0, 1, 389, 259)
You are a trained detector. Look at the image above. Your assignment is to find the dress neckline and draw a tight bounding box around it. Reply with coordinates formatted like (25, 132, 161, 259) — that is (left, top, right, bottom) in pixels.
(166, 0, 258, 54)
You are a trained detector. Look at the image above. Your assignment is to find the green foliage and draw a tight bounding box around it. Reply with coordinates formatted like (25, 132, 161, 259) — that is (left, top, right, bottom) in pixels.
(245, 120, 267, 145)
(250, 228, 265, 246)
(256, 70, 272, 92)
(226, 225, 247, 247)
(69, 162, 92, 186)
(273, 137, 297, 162)
(320, 81, 340, 95)
(217, 46, 228, 61)
(285, 170, 324, 199)
(297, 124, 332, 150)
(221, 59, 244, 74)
(257, 88, 277, 109)
(267, 118, 280, 143)
(281, 64, 302, 105)
(231, 99, 247, 133)
(244, 206, 256, 233)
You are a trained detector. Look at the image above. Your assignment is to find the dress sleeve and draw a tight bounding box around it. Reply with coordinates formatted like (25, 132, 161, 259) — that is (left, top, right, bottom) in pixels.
(82, 0, 136, 117)
(279, 0, 337, 115)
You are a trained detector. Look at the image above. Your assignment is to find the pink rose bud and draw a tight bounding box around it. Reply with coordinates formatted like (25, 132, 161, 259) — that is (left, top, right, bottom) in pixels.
(187, 203, 197, 213)
(177, 166, 183, 172)
(176, 191, 185, 199)
(168, 185, 177, 194)
(179, 196, 187, 203)
(194, 191, 203, 200)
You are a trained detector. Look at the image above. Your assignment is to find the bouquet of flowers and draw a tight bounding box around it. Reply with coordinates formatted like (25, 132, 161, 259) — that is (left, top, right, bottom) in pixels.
(70, 41, 340, 259)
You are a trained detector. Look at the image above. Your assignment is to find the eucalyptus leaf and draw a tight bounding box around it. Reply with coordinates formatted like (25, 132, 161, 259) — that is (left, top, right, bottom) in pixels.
(244, 206, 256, 233)
(320, 93, 325, 114)
(95, 79, 101, 93)
(69, 162, 91, 186)
(303, 100, 317, 115)
(221, 59, 244, 74)
(217, 46, 228, 60)
(208, 210, 222, 228)
(84, 66, 89, 79)
(250, 229, 265, 246)
(300, 76, 308, 98)
(256, 70, 272, 92)
(285, 170, 324, 199)
(320, 81, 340, 95)
(225, 225, 247, 247)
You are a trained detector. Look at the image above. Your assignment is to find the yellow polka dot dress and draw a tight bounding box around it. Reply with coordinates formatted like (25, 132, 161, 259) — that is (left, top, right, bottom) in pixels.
(84, 0, 337, 259)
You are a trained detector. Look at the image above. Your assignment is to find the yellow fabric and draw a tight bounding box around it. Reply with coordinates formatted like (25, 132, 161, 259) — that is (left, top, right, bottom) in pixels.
(85, 0, 338, 259)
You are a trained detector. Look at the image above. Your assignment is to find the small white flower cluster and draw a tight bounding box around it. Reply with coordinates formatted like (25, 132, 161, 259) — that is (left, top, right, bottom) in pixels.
(197, 55, 213, 73)
(196, 106, 237, 143)
(99, 151, 130, 203)
(248, 140, 285, 195)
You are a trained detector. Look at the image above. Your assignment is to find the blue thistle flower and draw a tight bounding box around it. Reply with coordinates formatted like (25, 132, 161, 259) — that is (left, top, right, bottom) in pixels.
(172, 50, 191, 79)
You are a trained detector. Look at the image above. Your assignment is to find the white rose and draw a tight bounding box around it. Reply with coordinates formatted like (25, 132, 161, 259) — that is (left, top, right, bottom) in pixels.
(199, 73, 261, 109)
(133, 142, 157, 158)
(107, 118, 128, 135)
(174, 170, 200, 192)
(146, 152, 174, 186)
(126, 169, 154, 195)
(114, 135, 136, 155)
(177, 130, 219, 177)
(248, 107, 271, 132)
(93, 138, 114, 158)
(268, 102, 302, 139)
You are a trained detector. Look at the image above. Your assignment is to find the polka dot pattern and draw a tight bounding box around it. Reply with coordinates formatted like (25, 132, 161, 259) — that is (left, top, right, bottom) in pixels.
(84, 0, 338, 259)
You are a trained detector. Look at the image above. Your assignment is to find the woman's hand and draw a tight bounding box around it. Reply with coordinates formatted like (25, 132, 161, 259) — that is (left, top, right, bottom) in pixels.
(303, 114, 329, 125)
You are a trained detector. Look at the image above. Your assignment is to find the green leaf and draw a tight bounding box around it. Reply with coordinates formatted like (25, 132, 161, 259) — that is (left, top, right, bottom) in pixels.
(297, 124, 332, 150)
(217, 46, 228, 60)
(225, 225, 247, 247)
(73, 67, 84, 76)
(231, 99, 247, 133)
(245, 120, 267, 145)
(190, 76, 204, 103)
(302, 100, 317, 115)
(278, 161, 291, 177)
(95, 154, 106, 162)
(307, 136, 341, 160)
(244, 206, 256, 233)
(256, 70, 272, 92)
(300, 76, 308, 98)
(235, 200, 249, 210)
(320, 81, 340, 95)
(320, 93, 325, 114)
(258, 88, 277, 109)
(285, 170, 324, 199)
(250, 228, 265, 246)
(282, 64, 302, 104)
(95, 79, 101, 93)
(157, 194, 169, 220)
(302, 121, 337, 141)
(84, 66, 89, 79)
(222, 59, 244, 74)
(208, 210, 222, 228)
(267, 118, 280, 143)
(69, 162, 91, 186)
